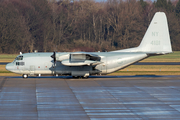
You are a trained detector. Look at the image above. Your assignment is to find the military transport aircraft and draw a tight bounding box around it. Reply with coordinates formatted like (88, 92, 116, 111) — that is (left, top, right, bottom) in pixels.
(6, 12, 172, 78)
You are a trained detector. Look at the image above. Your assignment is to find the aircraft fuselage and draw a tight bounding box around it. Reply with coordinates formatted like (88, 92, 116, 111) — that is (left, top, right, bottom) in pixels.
(6, 52, 147, 77)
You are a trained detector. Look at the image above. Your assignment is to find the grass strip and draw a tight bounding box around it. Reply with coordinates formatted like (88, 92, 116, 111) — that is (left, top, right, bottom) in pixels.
(0, 71, 12, 73)
(0, 54, 18, 59)
(0, 65, 6, 71)
(121, 65, 180, 71)
(0, 73, 20, 76)
(140, 51, 180, 62)
(109, 71, 180, 75)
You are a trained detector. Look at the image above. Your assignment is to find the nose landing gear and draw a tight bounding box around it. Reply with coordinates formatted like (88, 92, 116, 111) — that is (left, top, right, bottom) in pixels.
(22, 74, 28, 78)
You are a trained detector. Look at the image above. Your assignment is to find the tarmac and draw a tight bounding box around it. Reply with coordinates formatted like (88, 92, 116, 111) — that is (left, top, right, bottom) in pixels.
(0, 75, 180, 120)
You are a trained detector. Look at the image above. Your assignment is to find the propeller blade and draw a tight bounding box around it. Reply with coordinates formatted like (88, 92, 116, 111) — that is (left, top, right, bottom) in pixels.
(51, 51, 56, 66)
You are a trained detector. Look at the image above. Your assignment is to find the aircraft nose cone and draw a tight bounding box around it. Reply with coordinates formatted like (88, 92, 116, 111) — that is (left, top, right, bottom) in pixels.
(6, 63, 12, 71)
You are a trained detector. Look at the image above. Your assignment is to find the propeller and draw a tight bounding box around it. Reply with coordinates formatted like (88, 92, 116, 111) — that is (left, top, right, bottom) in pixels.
(51, 51, 56, 66)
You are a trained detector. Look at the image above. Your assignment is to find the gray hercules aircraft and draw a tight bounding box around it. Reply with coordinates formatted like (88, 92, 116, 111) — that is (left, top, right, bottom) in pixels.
(6, 12, 172, 78)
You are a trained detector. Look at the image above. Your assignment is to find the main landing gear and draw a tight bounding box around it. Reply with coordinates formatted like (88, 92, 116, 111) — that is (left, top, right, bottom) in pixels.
(72, 76, 89, 79)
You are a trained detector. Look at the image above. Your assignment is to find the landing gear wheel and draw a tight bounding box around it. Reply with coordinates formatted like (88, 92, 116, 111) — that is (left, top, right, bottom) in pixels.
(22, 74, 28, 78)
(83, 76, 89, 79)
(72, 76, 79, 79)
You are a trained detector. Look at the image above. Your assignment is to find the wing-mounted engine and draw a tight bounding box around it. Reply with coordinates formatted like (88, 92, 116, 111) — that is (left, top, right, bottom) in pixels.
(63, 53, 102, 66)
(55, 52, 102, 66)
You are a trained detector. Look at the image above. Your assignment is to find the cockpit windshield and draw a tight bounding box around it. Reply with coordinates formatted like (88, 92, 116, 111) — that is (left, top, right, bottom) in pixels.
(13, 56, 23, 62)
(16, 56, 23, 60)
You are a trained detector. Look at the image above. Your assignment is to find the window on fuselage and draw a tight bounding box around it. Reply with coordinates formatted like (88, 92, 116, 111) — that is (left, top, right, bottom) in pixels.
(16, 62, 25, 66)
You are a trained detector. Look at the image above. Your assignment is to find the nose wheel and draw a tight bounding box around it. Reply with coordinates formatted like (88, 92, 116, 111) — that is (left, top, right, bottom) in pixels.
(22, 74, 28, 78)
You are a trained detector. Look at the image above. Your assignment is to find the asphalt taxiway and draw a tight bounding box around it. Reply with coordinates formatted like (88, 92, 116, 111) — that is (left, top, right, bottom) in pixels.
(0, 76, 180, 120)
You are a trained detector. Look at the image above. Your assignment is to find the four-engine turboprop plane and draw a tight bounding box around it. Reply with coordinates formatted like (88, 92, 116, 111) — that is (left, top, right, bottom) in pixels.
(6, 12, 172, 78)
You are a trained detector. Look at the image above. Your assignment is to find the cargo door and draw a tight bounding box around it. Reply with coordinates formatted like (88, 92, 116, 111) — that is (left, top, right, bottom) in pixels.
(101, 56, 107, 74)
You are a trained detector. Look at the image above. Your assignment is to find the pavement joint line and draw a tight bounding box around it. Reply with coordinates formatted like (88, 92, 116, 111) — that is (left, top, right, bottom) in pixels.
(0, 77, 6, 92)
(35, 79, 39, 118)
(65, 79, 91, 120)
(158, 81, 180, 113)
(134, 82, 180, 115)
(95, 80, 143, 119)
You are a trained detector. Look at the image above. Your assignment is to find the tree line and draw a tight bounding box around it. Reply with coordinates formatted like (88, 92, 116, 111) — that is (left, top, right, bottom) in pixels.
(0, 0, 180, 54)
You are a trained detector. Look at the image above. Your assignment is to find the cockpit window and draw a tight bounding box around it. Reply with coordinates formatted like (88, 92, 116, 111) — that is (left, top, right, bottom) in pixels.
(15, 56, 23, 60)
(13, 56, 23, 63)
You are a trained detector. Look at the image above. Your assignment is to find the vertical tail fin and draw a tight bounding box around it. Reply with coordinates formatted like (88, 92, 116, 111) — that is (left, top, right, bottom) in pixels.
(137, 12, 172, 54)
(112, 12, 172, 54)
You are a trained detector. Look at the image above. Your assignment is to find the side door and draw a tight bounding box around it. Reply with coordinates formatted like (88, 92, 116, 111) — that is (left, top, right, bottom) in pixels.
(30, 65, 35, 75)
(102, 56, 107, 74)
